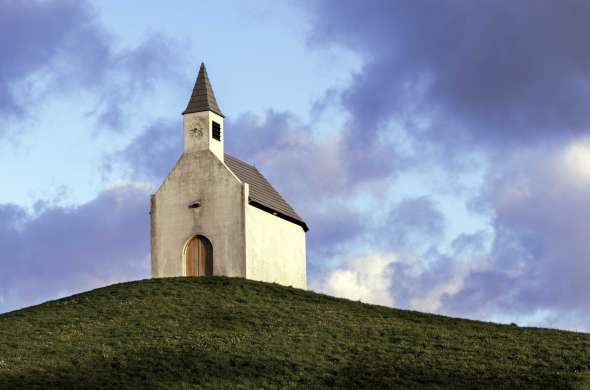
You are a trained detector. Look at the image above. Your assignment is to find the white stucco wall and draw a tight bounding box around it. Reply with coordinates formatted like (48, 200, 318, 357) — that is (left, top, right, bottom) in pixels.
(245, 204, 307, 289)
(151, 151, 246, 278)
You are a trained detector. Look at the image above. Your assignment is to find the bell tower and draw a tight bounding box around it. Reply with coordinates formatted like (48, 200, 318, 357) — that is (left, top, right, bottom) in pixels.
(182, 63, 225, 161)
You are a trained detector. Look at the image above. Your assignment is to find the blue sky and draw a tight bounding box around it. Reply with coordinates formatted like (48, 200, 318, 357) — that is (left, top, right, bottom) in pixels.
(2, 0, 590, 333)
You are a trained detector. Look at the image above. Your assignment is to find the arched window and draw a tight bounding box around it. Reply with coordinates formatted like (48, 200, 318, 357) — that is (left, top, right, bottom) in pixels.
(183, 235, 213, 276)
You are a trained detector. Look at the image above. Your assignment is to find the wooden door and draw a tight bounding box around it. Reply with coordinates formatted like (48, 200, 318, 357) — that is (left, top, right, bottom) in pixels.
(185, 236, 212, 276)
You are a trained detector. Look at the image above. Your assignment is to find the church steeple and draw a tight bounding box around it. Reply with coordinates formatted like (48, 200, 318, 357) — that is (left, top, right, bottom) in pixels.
(182, 63, 224, 117)
(182, 63, 225, 161)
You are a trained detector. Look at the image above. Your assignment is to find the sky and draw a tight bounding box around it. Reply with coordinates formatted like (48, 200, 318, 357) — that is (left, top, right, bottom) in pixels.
(2, 0, 590, 332)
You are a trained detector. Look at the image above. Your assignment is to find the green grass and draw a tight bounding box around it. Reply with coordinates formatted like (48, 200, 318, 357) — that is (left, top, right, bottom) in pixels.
(0, 277, 589, 389)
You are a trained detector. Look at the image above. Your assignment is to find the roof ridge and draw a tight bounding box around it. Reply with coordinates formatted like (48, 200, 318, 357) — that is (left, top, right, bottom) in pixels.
(226, 154, 269, 174)
(224, 153, 252, 166)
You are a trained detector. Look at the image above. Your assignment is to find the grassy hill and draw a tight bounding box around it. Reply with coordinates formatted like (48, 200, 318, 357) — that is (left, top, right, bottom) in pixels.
(0, 277, 589, 389)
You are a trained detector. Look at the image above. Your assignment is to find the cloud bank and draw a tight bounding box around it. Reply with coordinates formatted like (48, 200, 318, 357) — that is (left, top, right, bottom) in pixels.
(298, 0, 590, 330)
(0, 0, 179, 135)
(305, 0, 590, 149)
(0, 183, 150, 313)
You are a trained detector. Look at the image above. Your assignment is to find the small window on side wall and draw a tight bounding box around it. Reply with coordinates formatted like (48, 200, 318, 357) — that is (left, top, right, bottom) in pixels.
(212, 121, 221, 141)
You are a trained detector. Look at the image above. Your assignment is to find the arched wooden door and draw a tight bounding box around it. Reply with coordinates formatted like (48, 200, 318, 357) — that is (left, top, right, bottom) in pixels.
(184, 235, 213, 276)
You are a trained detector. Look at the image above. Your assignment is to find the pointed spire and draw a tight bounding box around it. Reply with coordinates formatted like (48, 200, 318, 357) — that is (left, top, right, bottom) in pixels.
(182, 63, 224, 117)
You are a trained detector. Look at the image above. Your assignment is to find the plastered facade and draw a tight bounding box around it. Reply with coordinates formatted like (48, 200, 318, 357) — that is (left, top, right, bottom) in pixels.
(150, 150, 246, 278)
(245, 203, 307, 289)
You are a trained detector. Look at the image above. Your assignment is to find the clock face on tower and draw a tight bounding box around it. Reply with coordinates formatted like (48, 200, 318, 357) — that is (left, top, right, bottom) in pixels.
(189, 125, 203, 137)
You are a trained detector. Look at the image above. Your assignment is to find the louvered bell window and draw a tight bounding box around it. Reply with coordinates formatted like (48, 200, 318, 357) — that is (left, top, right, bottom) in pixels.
(212, 121, 221, 141)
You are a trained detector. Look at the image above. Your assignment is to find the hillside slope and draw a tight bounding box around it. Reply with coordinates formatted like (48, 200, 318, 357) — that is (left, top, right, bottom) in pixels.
(0, 277, 589, 389)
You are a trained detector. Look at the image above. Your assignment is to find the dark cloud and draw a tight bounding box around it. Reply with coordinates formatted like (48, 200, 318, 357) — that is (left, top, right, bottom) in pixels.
(225, 110, 304, 160)
(86, 35, 180, 131)
(382, 196, 446, 248)
(303, 1, 590, 148)
(443, 142, 590, 318)
(0, 0, 90, 118)
(305, 203, 365, 259)
(310, 142, 590, 329)
(225, 110, 401, 206)
(0, 0, 179, 135)
(290, 0, 590, 330)
(0, 184, 150, 313)
(105, 119, 182, 181)
(310, 196, 472, 311)
(368, 141, 590, 329)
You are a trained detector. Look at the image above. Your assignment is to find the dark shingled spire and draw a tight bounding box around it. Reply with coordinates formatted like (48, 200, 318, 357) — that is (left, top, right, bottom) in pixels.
(182, 63, 224, 117)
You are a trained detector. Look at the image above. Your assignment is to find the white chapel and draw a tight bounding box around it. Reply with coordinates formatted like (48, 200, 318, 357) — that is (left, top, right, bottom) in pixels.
(150, 63, 308, 289)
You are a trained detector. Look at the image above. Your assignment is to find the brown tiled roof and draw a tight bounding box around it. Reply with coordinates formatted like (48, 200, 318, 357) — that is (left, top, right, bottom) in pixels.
(182, 63, 224, 117)
(225, 154, 308, 231)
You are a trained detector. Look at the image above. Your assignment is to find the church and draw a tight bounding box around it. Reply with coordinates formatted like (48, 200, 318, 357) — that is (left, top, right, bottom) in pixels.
(150, 63, 308, 289)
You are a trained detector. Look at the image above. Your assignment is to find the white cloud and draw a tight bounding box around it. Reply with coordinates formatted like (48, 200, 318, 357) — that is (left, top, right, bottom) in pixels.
(559, 137, 590, 184)
(313, 253, 397, 306)
(409, 256, 490, 313)
(106, 180, 156, 193)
